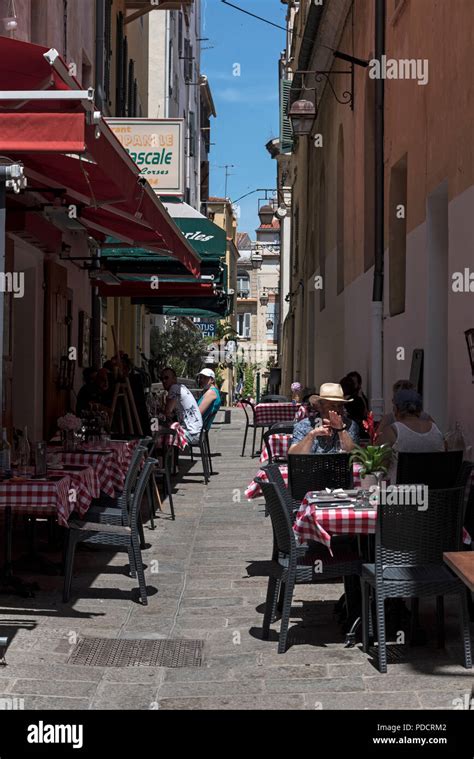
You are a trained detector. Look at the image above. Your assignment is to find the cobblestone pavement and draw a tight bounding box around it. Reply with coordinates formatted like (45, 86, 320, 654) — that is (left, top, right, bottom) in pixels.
(0, 409, 472, 710)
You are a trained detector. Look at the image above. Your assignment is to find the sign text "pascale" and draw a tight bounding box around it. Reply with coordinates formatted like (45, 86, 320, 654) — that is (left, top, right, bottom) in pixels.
(128, 150, 172, 166)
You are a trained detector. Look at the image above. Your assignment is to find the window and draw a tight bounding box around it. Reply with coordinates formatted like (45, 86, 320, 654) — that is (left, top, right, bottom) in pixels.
(364, 78, 376, 271)
(238, 313, 251, 338)
(266, 302, 277, 340)
(104, 0, 113, 106)
(389, 155, 408, 316)
(319, 167, 326, 311)
(178, 12, 183, 57)
(237, 273, 250, 298)
(337, 125, 345, 294)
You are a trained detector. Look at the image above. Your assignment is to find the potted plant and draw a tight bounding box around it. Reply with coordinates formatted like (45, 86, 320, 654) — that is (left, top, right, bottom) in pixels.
(349, 444, 392, 489)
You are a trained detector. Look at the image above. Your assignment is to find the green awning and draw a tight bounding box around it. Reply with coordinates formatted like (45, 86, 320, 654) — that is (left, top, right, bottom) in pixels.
(101, 200, 226, 270)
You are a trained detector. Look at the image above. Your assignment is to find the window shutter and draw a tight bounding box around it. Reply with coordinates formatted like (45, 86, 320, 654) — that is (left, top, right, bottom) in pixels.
(189, 111, 195, 157)
(280, 79, 294, 154)
(244, 313, 251, 338)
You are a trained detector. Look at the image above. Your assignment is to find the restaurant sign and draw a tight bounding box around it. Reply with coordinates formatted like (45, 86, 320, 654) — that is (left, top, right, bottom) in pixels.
(106, 118, 184, 196)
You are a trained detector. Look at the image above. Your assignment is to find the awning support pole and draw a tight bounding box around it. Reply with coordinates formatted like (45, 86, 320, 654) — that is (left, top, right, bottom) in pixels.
(0, 164, 26, 429)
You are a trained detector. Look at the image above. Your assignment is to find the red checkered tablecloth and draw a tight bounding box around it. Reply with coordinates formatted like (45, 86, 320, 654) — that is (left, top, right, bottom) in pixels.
(245, 463, 362, 500)
(260, 433, 292, 464)
(293, 493, 377, 553)
(155, 423, 188, 452)
(254, 403, 302, 426)
(48, 465, 99, 518)
(0, 476, 74, 527)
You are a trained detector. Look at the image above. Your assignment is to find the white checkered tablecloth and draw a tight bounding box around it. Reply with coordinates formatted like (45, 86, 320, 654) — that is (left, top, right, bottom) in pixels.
(254, 403, 302, 426)
(245, 463, 362, 500)
(260, 433, 292, 464)
(0, 476, 73, 527)
(48, 465, 99, 518)
(293, 494, 377, 553)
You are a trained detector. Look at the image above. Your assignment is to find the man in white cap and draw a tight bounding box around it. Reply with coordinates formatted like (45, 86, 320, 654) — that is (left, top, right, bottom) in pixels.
(197, 368, 222, 430)
(289, 382, 359, 454)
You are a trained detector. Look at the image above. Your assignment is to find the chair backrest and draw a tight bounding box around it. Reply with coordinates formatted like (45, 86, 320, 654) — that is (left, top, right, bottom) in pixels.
(454, 460, 473, 489)
(263, 430, 292, 463)
(396, 451, 463, 488)
(256, 478, 297, 559)
(139, 436, 155, 455)
(265, 462, 297, 519)
(239, 399, 255, 424)
(270, 422, 295, 434)
(288, 453, 353, 501)
(129, 458, 158, 528)
(260, 395, 288, 403)
(123, 445, 147, 503)
(376, 487, 465, 572)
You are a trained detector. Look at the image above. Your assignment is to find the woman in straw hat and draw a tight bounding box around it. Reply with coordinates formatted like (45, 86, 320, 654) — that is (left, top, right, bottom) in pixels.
(289, 382, 359, 455)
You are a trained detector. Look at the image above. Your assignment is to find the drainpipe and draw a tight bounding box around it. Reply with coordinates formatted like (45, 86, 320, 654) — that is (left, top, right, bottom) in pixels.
(91, 0, 106, 367)
(370, 0, 386, 420)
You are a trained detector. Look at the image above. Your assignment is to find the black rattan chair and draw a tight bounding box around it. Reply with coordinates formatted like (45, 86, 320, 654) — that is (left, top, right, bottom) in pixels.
(263, 430, 292, 464)
(63, 458, 157, 605)
(361, 486, 472, 673)
(86, 445, 147, 531)
(288, 453, 353, 501)
(396, 451, 463, 488)
(251, 479, 362, 653)
(265, 462, 300, 520)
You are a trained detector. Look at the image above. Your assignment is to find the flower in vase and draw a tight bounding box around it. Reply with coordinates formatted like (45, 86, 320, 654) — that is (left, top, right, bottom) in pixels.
(57, 413, 82, 432)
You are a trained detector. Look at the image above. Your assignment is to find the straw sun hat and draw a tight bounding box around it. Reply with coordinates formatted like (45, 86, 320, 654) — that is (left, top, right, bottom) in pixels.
(314, 382, 353, 403)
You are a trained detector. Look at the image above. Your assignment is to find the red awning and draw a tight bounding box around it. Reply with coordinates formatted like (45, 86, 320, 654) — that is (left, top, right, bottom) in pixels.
(0, 37, 200, 277)
(96, 281, 216, 298)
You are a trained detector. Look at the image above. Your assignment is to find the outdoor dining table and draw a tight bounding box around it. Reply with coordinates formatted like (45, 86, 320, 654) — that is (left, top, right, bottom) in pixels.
(48, 439, 136, 497)
(293, 492, 377, 554)
(254, 402, 303, 427)
(245, 463, 363, 500)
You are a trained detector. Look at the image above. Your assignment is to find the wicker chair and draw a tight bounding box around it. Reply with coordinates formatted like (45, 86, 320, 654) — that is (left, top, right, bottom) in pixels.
(265, 462, 300, 521)
(288, 453, 353, 501)
(263, 431, 292, 464)
(361, 486, 472, 673)
(63, 458, 157, 605)
(86, 445, 147, 533)
(251, 478, 362, 653)
(396, 451, 463, 488)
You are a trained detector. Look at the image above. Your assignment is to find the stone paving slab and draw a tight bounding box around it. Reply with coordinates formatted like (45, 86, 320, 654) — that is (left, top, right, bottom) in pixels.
(0, 408, 472, 711)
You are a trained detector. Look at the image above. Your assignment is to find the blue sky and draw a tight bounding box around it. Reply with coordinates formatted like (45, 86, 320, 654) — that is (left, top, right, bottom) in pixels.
(202, 0, 286, 237)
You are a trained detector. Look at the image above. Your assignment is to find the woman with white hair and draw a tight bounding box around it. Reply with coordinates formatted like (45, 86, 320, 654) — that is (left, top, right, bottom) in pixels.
(378, 389, 444, 483)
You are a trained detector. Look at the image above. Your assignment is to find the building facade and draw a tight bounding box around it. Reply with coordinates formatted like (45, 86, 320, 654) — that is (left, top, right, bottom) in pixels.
(281, 0, 474, 448)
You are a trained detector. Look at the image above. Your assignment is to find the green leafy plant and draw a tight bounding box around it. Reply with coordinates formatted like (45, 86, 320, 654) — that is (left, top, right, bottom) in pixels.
(150, 323, 209, 378)
(349, 444, 393, 476)
(243, 364, 256, 398)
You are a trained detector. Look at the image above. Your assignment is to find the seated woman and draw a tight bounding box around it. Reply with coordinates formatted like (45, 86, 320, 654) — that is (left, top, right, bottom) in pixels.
(377, 379, 433, 438)
(197, 369, 222, 430)
(377, 389, 444, 483)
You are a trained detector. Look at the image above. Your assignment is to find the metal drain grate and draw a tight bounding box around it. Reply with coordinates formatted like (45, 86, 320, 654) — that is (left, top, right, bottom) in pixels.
(68, 637, 204, 668)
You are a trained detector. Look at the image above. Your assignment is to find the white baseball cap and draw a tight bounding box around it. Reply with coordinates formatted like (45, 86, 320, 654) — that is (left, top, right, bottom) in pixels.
(197, 368, 215, 379)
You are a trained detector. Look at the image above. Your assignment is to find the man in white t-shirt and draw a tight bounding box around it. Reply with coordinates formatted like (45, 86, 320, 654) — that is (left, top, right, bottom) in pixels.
(160, 367, 203, 445)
